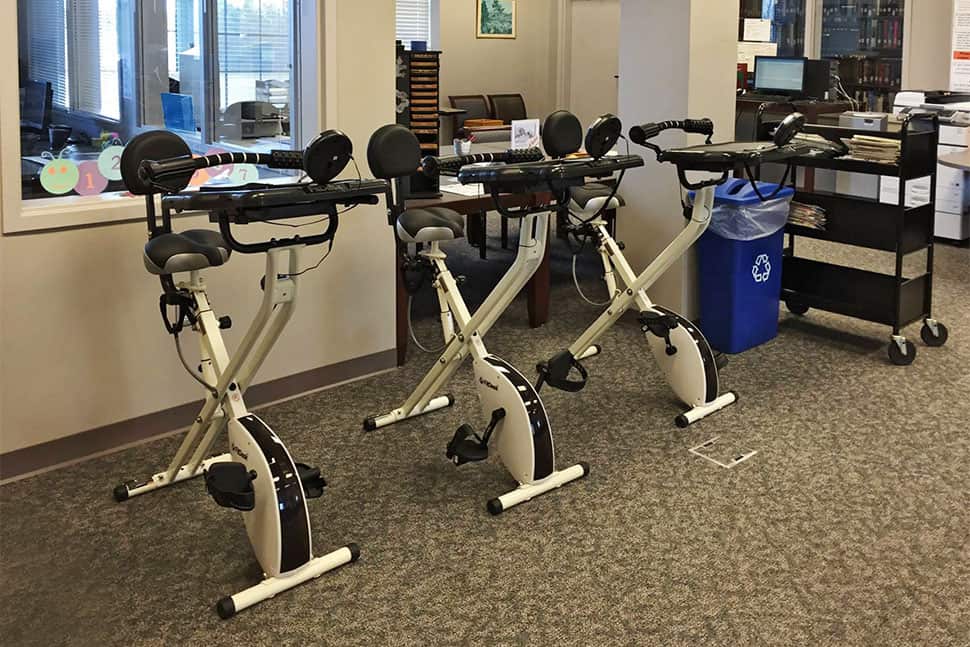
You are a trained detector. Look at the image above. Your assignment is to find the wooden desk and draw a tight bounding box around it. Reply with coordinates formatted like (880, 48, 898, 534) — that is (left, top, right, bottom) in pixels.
(939, 149, 970, 171)
(395, 188, 553, 365)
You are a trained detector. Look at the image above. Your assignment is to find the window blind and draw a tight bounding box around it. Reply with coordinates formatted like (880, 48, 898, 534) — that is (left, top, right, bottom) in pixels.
(24, 0, 70, 108)
(396, 0, 431, 45)
(68, 0, 120, 119)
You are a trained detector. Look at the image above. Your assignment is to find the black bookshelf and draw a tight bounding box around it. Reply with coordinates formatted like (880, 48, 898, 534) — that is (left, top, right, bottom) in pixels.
(782, 113, 947, 365)
(821, 0, 904, 111)
(396, 44, 441, 198)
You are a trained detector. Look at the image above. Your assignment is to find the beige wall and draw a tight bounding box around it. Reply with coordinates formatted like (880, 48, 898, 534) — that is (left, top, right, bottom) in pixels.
(903, 0, 953, 90)
(0, 1, 398, 453)
(438, 0, 560, 121)
(617, 0, 739, 314)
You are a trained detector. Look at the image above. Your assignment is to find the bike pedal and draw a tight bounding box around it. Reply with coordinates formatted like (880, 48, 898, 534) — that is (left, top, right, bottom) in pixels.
(446, 424, 489, 465)
(205, 462, 256, 511)
(295, 462, 327, 499)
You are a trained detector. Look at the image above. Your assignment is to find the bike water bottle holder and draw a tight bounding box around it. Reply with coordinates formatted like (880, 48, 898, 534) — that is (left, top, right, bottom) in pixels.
(537, 350, 589, 393)
(205, 462, 256, 511)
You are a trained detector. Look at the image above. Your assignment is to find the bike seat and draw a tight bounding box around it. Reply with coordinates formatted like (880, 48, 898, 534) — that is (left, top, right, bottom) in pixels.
(143, 229, 231, 275)
(396, 207, 465, 243)
(569, 183, 624, 218)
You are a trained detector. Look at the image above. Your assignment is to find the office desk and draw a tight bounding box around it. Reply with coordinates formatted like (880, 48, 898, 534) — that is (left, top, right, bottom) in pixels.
(735, 97, 851, 142)
(395, 186, 553, 365)
(939, 149, 970, 171)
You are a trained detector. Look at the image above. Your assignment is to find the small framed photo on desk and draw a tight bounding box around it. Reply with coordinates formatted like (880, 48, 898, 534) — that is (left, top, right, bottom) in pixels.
(477, 0, 516, 39)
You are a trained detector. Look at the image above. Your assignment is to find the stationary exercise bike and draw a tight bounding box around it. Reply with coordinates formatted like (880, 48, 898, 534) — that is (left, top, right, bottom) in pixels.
(362, 114, 642, 514)
(540, 113, 811, 427)
(113, 129, 385, 617)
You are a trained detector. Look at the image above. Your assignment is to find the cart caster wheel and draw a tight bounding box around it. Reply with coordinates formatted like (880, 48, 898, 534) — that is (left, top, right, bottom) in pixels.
(920, 321, 948, 347)
(785, 300, 809, 315)
(888, 339, 917, 366)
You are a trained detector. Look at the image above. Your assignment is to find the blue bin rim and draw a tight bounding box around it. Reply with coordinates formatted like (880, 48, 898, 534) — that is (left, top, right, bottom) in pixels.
(689, 178, 794, 206)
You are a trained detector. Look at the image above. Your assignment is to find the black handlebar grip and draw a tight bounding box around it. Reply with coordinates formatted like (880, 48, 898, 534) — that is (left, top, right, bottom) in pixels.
(420, 156, 442, 177)
(683, 118, 714, 137)
(140, 157, 204, 183)
(421, 148, 544, 177)
(268, 149, 306, 169)
(629, 123, 661, 145)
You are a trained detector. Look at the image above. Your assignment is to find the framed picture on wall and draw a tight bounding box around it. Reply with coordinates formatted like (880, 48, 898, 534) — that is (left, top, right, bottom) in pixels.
(477, 0, 517, 39)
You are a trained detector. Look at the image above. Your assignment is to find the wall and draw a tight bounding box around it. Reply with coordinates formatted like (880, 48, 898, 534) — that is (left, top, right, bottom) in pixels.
(0, 0, 398, 455)
(438, 0, 560, 121)
(617, 0, 739, 313)
(902, 0, 953, 90)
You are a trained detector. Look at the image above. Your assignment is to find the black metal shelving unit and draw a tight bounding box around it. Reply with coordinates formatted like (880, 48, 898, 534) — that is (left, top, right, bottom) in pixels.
(821, 0, 904, 112)
(782, 113, 948, 365)
(396, 44, 441, 198)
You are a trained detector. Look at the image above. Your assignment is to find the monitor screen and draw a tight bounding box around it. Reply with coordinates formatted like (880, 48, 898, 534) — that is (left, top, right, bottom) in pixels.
(21, 80, 52, 131)
(754, 57, 805, 93)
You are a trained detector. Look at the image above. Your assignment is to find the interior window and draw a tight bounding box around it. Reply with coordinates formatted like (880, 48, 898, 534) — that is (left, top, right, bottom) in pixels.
(18, 0, 299, 202)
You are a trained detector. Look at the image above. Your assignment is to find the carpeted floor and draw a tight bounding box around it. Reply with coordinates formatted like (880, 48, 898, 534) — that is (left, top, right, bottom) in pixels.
(2, 221, 968, 647)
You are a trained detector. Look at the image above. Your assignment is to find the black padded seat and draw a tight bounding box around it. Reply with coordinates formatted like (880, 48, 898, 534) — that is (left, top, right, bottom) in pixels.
(396, 207, 465, 244)
(144, 229, 231, 275)
(569, 183, 625, 216)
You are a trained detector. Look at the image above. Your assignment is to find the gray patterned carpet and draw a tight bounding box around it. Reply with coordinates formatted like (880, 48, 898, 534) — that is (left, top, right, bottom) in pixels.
(2, 221, 968, 647)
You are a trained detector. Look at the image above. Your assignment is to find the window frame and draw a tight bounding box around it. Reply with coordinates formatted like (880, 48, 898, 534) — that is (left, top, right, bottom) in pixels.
(1, 0, 321, 233)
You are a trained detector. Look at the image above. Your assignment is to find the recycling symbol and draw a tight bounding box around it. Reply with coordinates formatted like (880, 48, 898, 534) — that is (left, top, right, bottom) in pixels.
(752, 254, 771, 283)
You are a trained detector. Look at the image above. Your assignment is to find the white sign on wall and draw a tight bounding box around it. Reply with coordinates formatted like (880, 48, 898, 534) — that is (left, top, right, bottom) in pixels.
(951, 0, 970, 91)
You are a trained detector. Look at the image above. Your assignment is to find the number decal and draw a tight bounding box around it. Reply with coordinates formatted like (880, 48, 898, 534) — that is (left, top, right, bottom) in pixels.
(228, 164, 259, 185)
(98, 145, 126, 181)
(74, 161, 108, 196)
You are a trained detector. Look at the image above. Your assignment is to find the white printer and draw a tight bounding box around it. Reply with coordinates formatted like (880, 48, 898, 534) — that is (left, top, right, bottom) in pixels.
(881, 91, 970, 242)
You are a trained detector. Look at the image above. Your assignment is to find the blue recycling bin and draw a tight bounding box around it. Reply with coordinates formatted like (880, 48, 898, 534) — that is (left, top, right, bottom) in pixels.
(694, 179, 794, 354)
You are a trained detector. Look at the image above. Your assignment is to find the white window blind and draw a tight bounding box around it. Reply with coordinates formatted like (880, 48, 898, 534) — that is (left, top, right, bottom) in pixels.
(24, 0, 70, 108)
(396, 0, 431, 45)
(216, 0, 291, 109)
(69, 0, 121, 119)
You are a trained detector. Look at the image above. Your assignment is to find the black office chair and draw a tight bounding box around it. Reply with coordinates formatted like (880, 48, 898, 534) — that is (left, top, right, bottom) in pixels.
(449, 95, 492, 130)
(488, 93, 527, 123)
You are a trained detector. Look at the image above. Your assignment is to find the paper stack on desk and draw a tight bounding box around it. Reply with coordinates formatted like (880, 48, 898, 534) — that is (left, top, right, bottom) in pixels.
(846, 135, 901, 163)
(788, 201, 827, 230)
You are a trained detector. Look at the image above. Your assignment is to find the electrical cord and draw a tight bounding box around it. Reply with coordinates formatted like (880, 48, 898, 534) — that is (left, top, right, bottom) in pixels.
(174, 333, 218, 396)
(407, 296, 452, 353)
(285, 240, 335, 278)
(571, 253, 614, 306)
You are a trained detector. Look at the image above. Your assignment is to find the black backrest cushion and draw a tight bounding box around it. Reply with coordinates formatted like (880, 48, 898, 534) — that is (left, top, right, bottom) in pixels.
(367, 125, 421, 180)
(490, 94, 527, 123)
(542, 110, 583, 159)
(121, 130, 193, 195)
(451, 95, 491, 129)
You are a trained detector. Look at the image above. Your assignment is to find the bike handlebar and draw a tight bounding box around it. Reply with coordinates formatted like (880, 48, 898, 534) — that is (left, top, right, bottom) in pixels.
(140, 150, 307, 184)
(420, 147, 544, 176)
(629, 119, 714, 145)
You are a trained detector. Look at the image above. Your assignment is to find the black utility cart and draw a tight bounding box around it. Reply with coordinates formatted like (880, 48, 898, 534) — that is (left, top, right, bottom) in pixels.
(781, 112, 946, 365)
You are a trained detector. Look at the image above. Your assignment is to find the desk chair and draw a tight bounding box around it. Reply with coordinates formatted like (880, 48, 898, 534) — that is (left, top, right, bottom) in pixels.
(449, 95, 493, 130)
(488, 93, 527, 123)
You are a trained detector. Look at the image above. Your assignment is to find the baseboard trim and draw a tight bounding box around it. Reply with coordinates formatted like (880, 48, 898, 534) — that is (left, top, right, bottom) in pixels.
(0, 349, 397, 483)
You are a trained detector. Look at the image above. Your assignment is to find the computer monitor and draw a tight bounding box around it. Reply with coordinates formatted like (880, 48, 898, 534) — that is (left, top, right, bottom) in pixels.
(754, 56, 806, 94)
(21, 80, 53, 132)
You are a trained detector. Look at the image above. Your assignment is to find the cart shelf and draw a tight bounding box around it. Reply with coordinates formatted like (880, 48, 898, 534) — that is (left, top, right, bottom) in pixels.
(788, 190, 934, 254)
(781, 112, 945, 365)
